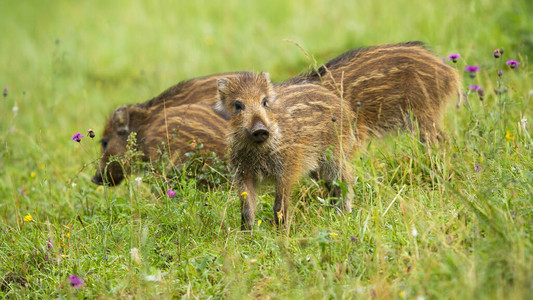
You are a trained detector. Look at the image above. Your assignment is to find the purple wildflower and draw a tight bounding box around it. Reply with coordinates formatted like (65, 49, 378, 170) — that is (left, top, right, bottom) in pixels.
(68, 275, 83, 289)
(448, 54, 460, 63)
(475, 164, 481, 173)
(71, 133, 85, 142)
(464, 65, 480, 72)
(469, 85, 480, 91)
(465, 65, 480, 78)
(498, 70, 503, 77)
(3, 87, 7, 97)
(493, 49, 501, 58)
(167, 189, 176, 198)
(506, 60, 519, 69)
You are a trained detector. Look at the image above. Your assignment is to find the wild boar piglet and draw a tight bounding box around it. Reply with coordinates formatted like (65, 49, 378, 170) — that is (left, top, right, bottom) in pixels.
(216, 72, 363, 231)
(299, 41, 462, 142)
(92, 103, 227, 186)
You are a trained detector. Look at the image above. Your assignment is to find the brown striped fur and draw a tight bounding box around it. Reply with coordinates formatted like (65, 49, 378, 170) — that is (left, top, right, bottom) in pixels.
(301, 42, 461, 141)
(92, 103, 227, 185)
(216, 72, 359, 231)
(91, 72, 245, 185)
(139, 72, 245, 117)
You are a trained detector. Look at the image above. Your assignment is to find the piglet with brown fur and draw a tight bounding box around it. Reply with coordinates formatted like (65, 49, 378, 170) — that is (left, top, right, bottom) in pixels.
(216, 72, 362, 231)
(92, 103, 227, 185)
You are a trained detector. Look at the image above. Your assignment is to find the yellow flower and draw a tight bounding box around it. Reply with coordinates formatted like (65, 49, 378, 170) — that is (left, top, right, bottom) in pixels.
(505, 131, 514, 141)
(23, 213, 32, 222)
(241, 191, 248, 197)
(257, 220, 262, 226)
(67, 233, 70, 238)
(399, 291, 405, 298)
(30, 172, 36, 178)
(329, 232, 338, 237)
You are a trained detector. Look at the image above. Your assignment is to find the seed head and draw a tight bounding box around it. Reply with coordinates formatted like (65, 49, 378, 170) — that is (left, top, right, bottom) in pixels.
(494, 88, 507, 95)
(469, 85, 484, 100)
(477, 87, 484, 101)
(87, 129, 95, 138)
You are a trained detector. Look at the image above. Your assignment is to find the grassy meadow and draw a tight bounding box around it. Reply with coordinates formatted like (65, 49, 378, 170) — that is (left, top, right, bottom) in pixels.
(1, 0, 532, 298)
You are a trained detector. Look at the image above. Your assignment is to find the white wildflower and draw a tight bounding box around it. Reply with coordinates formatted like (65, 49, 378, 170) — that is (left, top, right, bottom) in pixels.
(411, 227, 418, 237)
(130, 247, 141, 264)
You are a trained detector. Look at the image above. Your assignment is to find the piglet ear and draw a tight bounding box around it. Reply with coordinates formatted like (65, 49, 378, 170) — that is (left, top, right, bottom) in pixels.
(216, 77, 229, 94)
(212, 102, 231, 120)
(214, 77, 231, 119)
(112, 106, 130, 135)
(259, 72, 276, 100)
(260, 72, 271, 84)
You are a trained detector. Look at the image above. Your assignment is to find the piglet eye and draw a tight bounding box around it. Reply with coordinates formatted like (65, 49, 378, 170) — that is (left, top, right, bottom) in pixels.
(100, 139, 108, 149)
(262, 97, 268, 108)
(234, 100, 244, 112)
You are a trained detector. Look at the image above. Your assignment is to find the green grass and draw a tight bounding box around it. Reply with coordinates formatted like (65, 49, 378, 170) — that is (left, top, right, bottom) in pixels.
(1, 0, 532, 298)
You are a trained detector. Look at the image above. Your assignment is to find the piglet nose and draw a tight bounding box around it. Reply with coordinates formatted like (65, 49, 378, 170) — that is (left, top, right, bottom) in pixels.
(251, 123, 270, 143)
(91, 174, 104, 185)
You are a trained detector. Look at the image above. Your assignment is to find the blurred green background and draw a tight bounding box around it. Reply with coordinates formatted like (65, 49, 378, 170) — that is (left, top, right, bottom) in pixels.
(0, 1, 530, 165)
